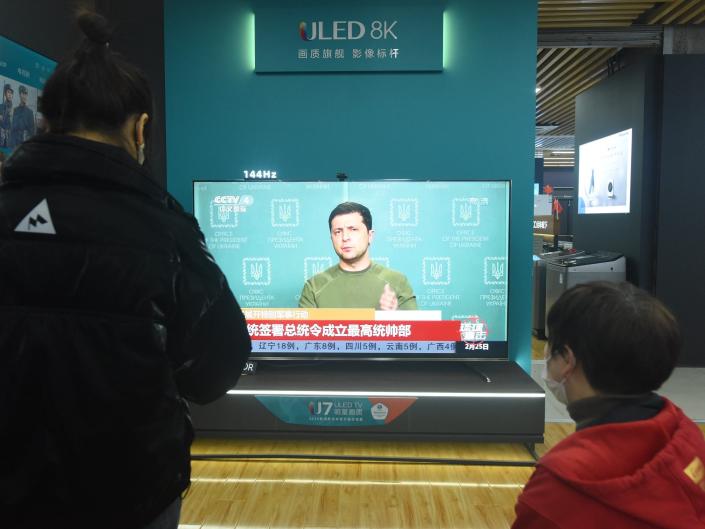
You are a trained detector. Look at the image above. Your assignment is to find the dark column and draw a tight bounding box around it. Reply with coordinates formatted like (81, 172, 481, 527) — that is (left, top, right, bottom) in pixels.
(656, 55, 705, 367)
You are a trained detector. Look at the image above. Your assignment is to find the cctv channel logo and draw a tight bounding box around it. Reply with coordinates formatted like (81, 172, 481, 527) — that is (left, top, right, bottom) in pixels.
(210, 202, 238, 228)
(209, 194, 254, 228)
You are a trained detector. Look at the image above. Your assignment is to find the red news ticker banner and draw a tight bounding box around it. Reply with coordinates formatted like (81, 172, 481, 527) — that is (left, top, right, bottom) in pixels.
(247, 320, 462, 341)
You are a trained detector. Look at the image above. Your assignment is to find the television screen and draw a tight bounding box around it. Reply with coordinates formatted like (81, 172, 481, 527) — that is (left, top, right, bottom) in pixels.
(193, 180, 510, 360)
(577, 128, 632, 214)
(0, 35, 56, 154)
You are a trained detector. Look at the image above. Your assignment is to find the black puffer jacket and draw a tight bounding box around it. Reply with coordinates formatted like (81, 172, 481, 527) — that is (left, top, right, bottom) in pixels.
(0, 135, 251, 528)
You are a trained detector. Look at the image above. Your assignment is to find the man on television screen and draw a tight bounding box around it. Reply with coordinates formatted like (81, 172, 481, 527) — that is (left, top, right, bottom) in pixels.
(10, 85, 35, 148)
(299, 202, 417, 310)
(0, 84, 14, 147)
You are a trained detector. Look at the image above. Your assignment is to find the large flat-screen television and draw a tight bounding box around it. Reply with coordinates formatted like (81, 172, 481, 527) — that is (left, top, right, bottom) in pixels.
(193, 180, 510, 360)
(0, 35, 56, 155)
(577, 128, 632, 215)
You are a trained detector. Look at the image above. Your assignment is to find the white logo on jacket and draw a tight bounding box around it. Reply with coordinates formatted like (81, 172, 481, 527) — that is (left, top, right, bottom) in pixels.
(15, 198, 56, 235)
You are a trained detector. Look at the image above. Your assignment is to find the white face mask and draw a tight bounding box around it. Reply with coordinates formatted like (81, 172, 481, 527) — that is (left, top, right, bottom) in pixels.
(542, 362, 569, 405)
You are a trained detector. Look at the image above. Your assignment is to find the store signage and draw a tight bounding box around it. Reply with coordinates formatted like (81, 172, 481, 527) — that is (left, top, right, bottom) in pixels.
(256, 396, 417, 427)
(533, 214, 555, 235)
(255, 6, 443, 72)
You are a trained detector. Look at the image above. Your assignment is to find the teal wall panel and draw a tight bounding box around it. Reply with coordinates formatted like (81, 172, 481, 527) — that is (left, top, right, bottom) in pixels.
(164, 0, 537, 371)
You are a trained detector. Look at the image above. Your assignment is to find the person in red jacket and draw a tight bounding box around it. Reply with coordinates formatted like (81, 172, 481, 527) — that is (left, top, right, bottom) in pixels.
(513, 281, 705, 529)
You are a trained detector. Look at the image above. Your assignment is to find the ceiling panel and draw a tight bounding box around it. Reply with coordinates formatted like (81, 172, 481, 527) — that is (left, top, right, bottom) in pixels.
(535, 0, 705, 166)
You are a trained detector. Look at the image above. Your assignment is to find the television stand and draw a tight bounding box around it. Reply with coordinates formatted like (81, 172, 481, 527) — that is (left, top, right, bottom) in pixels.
(464, 362, 493, 383)
(190, 361, 545, 443)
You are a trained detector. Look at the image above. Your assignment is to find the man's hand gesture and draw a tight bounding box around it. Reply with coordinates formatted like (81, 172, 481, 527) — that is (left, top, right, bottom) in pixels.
(379, 283, 399, 311)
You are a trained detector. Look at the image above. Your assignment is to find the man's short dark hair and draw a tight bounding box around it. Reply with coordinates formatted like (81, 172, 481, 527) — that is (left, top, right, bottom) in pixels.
(18, 85, 28, 95)
(547, 281, 680, 395)
(328, 202, 372, 232)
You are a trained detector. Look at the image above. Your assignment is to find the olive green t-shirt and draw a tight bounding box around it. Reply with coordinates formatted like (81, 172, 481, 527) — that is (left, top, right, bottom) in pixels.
(298, 262, 417, 309)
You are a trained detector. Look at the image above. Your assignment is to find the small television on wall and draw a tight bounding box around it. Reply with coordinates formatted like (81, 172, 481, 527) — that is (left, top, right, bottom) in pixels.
(577, 128, 632, 215)
(0, 35, 56, 154)
(193, 180, 511, 361)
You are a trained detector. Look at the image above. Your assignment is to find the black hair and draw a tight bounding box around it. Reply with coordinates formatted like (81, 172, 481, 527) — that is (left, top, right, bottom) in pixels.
(40, 9, 152, 142)
(328, 202, 372, 231)
(546, 281, 680, 395)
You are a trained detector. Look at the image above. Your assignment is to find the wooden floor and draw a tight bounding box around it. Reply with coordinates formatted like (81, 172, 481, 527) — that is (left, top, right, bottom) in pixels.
(180, 338, 703, 528)
(181, 423, 571, 529)
(531, 335, 545, 361)
(183, 417, 705, 528)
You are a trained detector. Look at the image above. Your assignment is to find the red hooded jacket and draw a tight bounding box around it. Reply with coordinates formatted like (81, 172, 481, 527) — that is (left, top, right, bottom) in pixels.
(513, 399, 705, 529)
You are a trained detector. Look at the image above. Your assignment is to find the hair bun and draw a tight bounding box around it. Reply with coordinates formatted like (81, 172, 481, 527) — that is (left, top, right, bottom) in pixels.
(77, 9, 113, 45)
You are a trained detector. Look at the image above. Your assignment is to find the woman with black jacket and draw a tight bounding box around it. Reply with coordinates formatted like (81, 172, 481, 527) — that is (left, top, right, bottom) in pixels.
(0, 10, 252, 529)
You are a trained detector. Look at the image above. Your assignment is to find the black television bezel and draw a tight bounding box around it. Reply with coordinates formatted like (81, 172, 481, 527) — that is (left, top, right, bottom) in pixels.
(192, 178, 512, 362)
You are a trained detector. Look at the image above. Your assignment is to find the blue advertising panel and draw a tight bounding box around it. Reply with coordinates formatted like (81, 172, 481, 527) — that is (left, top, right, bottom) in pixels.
(255, 6, 443, 72)
(0, 35, 56, 153)
(256, 396, 417, 427)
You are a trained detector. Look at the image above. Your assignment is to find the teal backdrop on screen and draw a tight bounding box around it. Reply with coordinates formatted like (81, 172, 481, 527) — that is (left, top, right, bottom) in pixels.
(194, 180, 509, 340)
(164, 0, 537, 371)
